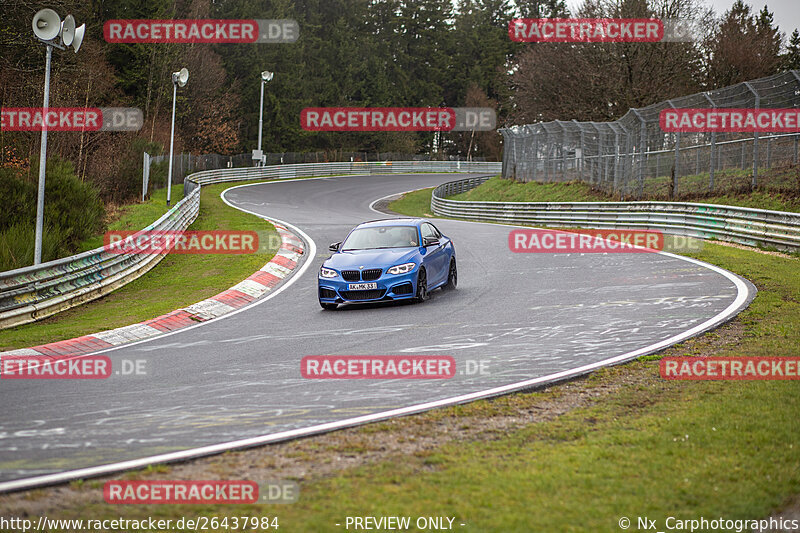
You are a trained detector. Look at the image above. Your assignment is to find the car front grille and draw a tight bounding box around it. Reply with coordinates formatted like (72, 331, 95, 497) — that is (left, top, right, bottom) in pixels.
(361, 268, 382, 281)
(392, 282, 413, 295)
(341, 269, 382, 281)
(340, 289, 386, 301)
(341, 270, 360, 282)
(319, 288, 337, 299)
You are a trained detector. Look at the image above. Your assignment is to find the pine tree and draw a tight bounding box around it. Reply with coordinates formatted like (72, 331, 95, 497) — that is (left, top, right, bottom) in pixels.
(706, 0, 783, 87)
(783, 29, 800, 71)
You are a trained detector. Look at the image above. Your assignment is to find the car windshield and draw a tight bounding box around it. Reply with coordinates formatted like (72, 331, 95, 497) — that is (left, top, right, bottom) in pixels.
(341, 226, 419, 251)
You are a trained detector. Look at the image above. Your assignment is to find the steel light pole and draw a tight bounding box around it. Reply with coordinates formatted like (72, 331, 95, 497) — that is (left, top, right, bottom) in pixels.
(31, 9, 85, 265)
(256, 70, 273, 166)
(167, 68, 189, 206)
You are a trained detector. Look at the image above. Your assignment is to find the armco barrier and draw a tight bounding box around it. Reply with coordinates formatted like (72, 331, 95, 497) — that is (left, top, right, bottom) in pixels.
(183, 160, 501, 192)
(0, 161, 500, 329)
(431, 177, 800, 252)
(0, 188, 200, 329)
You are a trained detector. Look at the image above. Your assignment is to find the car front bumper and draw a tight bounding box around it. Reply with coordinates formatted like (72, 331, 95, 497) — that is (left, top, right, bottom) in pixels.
(318, 270, 417, 304)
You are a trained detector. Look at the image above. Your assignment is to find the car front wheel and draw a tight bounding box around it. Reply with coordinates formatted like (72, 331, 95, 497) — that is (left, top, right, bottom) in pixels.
(414, 268, 428, 303)
(445, 259, 457, 290)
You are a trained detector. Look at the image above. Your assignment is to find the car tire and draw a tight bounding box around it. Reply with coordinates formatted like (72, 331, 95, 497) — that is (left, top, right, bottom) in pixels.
(445, 259, 457, 290)
(320, 302, 338, 310)
(414, 268, 428, 303)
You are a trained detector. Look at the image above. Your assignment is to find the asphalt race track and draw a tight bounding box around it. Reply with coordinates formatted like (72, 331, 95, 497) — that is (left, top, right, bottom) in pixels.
(0, 173, 756, 490)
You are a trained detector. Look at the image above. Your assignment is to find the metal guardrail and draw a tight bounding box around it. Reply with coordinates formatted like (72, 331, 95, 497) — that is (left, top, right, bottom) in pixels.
(184, 160, 501, 192)
(431, 177, 800, 252)
(0, 189, 200, 329)
(0, 161, 500, 329)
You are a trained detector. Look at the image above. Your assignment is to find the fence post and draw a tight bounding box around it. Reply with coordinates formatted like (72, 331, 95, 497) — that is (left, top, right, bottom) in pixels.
(142, 152, 150, 201)
(766, 136, 771, 169)
(703, 92, 717, 190)
(791, 71, 800, 166)
(530, 126, 539, 182)
(741, 141, 746, 170)
(694, 147, 699, 175)
(587, 123, 596, 185)
(541, 125, 551, 181)
(656, 153, 660, 179)
(603, 127, 611, 188)
(574, 120, 585, 182)
(743, 81, 759, 188)
(559, 122, 567, 180)
(632, 109, 646, 199)
(499, 128, 510, 178)
(511, 128, 518, 180)
(610, 122, 623, 196)
(667, 100, 680, 197)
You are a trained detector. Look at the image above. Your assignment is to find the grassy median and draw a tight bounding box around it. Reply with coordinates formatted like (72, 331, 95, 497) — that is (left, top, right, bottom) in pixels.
(0, 184, 279, 351)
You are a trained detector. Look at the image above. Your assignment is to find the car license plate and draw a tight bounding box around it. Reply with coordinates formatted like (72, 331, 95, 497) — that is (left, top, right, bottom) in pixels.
(348, 282, 377, 290)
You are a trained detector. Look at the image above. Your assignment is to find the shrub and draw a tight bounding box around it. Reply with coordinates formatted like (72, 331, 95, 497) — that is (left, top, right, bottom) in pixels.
(110, 137, 164, 202)
(0, 158, 105, 271)
(0, 223, 68, 272)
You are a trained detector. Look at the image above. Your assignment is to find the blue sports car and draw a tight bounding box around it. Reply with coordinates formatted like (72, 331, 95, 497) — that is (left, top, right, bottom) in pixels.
(318, 218, 457, 310)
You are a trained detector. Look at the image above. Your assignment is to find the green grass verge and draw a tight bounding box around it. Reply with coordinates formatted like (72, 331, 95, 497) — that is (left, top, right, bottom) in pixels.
(445, 176, 800, 212)
(0, 183, 278, 351)
(78, 186, 186, 252)
(387, 188, 438, 218)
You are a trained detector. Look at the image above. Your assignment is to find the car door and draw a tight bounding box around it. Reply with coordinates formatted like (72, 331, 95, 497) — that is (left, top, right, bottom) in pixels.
(421, 223, 447, 286)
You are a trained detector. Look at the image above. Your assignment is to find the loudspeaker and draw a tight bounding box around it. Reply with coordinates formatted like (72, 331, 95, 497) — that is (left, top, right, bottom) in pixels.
(72, 24, 86, 53)
(60, 14, 76, 46)
(173, 68, 189, 87)
(32, 9, 61, 42)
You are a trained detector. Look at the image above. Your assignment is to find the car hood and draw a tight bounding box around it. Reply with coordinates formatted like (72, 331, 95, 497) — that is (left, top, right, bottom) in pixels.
(325, 248, 418, 269)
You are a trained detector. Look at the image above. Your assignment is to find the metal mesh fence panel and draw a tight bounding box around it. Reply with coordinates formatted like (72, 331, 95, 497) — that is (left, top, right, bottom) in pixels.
(500, 70, 800, 199)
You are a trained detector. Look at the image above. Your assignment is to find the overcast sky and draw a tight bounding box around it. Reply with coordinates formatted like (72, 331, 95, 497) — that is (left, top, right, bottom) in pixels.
(566, 0, 800, 38)
(704, 0, 800, 34)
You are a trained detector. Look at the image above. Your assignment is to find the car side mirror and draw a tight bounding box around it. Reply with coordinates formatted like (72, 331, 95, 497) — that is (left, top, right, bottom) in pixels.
(329, 242, 341, 252)
(423, 237, 440, 247)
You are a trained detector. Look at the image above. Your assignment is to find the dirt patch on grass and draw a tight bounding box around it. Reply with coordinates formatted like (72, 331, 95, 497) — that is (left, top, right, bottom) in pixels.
(707, 239, 795, 259)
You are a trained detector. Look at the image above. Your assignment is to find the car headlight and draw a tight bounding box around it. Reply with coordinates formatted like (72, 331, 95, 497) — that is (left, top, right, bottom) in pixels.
(387, 262, 416, 275)
(320, 267, 338, 278)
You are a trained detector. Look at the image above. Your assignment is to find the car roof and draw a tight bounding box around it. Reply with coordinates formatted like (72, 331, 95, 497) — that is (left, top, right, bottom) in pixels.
(356, 218, 427, 228)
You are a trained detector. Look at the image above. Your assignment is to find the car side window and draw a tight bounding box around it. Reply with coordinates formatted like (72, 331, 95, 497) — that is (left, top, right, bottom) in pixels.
(429, 223, 442, 238)
(421, 224, 436, 241)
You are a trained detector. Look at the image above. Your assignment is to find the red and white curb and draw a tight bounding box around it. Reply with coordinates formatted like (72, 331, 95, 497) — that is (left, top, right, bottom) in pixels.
(0, 225, 304, 360)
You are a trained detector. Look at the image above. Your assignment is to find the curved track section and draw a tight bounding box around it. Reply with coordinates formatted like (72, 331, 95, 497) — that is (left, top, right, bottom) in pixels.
(0, 173, 755, 491)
